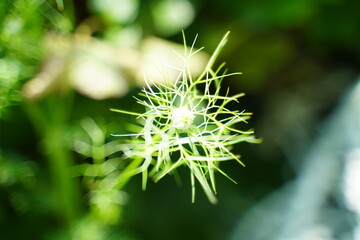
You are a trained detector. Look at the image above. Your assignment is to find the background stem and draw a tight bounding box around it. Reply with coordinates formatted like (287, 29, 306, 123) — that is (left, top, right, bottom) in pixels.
(26, 95, 81, 231)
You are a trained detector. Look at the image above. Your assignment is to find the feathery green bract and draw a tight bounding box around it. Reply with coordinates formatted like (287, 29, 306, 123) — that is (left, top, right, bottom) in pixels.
(111, 32, 261, 204)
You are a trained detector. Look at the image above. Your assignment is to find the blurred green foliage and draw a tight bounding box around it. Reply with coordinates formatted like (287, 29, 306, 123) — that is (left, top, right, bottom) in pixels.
(0, 0, 359, 239)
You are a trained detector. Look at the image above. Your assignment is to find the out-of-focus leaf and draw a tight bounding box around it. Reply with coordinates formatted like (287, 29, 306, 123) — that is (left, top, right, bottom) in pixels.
(69, 49, 129, 100)
(151, 0, 195, 36)
(89, 0, 139, 24)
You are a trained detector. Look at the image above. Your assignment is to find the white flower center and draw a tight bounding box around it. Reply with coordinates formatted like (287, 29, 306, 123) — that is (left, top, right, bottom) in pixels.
(172, 106, 195, 130)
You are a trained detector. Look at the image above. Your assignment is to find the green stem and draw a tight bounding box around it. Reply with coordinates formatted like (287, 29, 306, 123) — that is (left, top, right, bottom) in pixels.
(114, 157, 144, 190)
(25, 96, 81, 230)
(44, 126, 80, 226)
